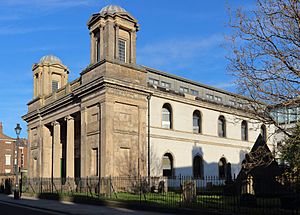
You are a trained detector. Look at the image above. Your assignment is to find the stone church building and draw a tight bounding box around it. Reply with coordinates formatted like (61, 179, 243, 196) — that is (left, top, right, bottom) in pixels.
(23, 5, 275, 180)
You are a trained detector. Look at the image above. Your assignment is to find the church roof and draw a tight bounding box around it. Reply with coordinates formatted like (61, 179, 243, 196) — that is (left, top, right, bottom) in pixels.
(40, 55, 62, 65)
(100, 5, 127, 15)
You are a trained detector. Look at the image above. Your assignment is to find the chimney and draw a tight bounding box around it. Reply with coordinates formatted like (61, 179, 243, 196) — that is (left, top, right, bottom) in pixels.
(0, 122, 2, 134)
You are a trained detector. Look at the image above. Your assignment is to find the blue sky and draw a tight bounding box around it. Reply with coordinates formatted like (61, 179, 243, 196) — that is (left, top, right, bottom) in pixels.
(0, 0, 254, 137)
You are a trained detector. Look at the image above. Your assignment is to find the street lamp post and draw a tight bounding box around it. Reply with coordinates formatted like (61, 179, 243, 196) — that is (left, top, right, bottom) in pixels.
(14, 123, 22, 199)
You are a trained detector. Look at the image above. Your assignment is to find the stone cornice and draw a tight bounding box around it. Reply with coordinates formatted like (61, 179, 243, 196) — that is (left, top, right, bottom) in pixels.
(80, 59, 146, 76)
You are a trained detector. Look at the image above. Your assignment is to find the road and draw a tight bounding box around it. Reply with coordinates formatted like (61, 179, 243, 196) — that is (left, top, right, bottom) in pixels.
(0, 202, 66, 215)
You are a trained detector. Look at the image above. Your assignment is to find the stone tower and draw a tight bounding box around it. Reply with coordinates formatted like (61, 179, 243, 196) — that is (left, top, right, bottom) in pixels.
(87, 5, 139, 65)
(32, 55, 69, 98)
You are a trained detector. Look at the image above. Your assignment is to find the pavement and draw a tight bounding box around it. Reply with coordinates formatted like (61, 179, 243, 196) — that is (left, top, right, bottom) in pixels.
(0, 194, 174, 215)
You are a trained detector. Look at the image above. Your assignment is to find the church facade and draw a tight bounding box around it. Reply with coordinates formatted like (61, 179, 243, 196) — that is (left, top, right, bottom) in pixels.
(23, 5, 275, 180)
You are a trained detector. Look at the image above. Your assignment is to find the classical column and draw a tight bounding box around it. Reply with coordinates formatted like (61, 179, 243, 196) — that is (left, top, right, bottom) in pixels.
(80, 107, 87, 177)
(65, 116, 75, 178)
(52, 121, 61, 178)
(115, 24, 119, 60)
(107, 21, 115, 60)
(90, 32, 95, 64)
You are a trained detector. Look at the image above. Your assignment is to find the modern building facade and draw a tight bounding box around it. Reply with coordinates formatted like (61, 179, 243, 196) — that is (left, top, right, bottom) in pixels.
(23, 5, 275, 180)
(0, 122, 28, 174)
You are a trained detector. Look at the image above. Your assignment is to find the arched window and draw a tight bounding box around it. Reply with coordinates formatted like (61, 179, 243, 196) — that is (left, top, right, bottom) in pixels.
(218, 116, 226, 137)
(241, 120, 248, 141)
(162, 103, 172, 129)
(261, 124, 267, 142)
(162, 153, 173, 177)
(193, 110, 202, 133)
(193, 155, 204, 178)
(218, 157, 227, 179)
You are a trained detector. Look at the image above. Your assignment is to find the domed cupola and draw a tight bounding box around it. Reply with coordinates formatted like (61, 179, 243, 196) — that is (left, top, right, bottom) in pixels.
(32, 55, 69, 98)
(87, 5, 139, 65)
(39, 55, 62, 65)
(99, 5, 127, 15)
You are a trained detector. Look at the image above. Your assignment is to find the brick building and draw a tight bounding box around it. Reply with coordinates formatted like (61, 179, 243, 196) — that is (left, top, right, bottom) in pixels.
(0, 122, 28, 175)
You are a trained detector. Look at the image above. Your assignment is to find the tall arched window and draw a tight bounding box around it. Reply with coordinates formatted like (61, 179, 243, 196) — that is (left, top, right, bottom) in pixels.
(241, 120, 248, 141)
(193, 110, 202, 133)
(218, 116, 226, 137)
(162, 103, 172, 129)
(261, 124, 267, 142)
(218, 157, 227, 179)
(193, 155, 204, 178)
(162, 153, 173, 177)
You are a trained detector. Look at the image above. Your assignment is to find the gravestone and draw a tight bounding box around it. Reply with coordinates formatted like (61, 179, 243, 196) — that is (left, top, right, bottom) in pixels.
(182, 180, 196, 205)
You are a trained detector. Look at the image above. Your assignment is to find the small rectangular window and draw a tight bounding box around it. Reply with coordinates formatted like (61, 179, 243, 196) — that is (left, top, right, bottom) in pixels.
(191, 89, 199, 96)
(161, 81, 171, 89)
(5, 141, 11, 144)
(149, 78, 159, 85)
(52, 81, 59, 93)
(215, 96, 222, 102)
(5, 155, 11, 165)
(229, 100, 236, 106)
(180, 86, 189, 93)
(95, 31, 100, 62)
(206, 94, 214, 100)
(237, 102, 243, 108)
(118, 39, 126, 62)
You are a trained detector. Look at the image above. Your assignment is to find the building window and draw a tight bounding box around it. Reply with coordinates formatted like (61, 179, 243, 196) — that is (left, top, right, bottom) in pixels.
(161, 81, 171, 89)
(261, 124, 267, 142)
(193, 110, 201, 133)
(206, 94, 214, 100)
(241, 120, 248, 141)
(21, 154, 24, 167)
(288, 108, 297, 123)
(215, 96, 222, 102)
(5, 141, 11, 144)
(218, 116, 226, 137)
(162, 103, 172, 129)
(193, 155, 203, 178)
(149, 78, 159, 85)
(238, 102, 243, 108)
(118, 39, 126, 62)
(229, 100, 236, 106)
(180, 86, 189, 93)
(52, 80, 59, 93)
(95, 31, 100, 62)
(162, 153, 173, 177)
(191, 89, 199, 96)
(5, 155, 11, 166)
(218, 157, 227, 179)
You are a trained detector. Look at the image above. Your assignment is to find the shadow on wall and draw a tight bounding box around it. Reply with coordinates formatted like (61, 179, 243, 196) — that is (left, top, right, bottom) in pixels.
(153, 144, 250, 179)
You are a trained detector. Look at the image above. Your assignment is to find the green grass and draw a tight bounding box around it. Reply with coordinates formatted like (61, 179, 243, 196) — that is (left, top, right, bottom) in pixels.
(22, 190, 298, 215)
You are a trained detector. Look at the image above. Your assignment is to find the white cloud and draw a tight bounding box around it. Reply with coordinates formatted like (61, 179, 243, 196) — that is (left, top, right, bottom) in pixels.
(213, 82, 236, 89)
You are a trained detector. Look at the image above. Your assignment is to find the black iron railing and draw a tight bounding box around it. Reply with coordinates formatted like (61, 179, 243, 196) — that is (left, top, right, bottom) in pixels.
(4, 175, 300, 215)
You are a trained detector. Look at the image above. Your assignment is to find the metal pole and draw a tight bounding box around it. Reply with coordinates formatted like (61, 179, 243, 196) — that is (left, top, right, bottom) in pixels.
(14, 136, 19, 199)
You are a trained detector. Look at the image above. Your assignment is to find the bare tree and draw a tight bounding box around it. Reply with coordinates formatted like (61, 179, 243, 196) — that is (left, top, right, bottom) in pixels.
(227, 0, 300, 135)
